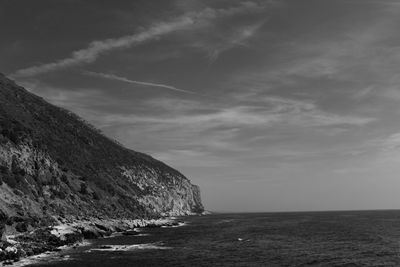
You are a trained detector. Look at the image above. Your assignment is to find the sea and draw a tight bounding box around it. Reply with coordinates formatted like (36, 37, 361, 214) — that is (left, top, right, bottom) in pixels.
(22, 210, 400, 266)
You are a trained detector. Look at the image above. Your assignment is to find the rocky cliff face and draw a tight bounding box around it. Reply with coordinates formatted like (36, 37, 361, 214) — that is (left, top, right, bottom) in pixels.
(0, 73, 203, 231)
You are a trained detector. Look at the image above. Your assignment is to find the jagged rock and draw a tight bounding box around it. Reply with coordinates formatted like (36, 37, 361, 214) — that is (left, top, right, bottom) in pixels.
(94, 223, 109, 232)
(81, 229, 102, 239)
(121, 230, 139, 236)
(0, 216, 181, 264)
(64, 232, 83, 244)
(99, 245, 113, 249)
(145, 223, 162, 228)
(0, 210, 7, 241)
(15, 222, 28, 233)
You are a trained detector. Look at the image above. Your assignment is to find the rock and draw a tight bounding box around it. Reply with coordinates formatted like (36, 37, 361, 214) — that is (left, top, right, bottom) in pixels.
(94, 223, 109, 232)
(15, 222, 28, 233)
(114, 226, 123, 232)
(99, 245, 112, 249)
(0, 209, 7, 242)
(5, 247, 17, 254)
(102, 230, 112, 237)
(0, 227, 5, 242)
(0, 246, 20, 263)
(64, 233, 82, 244)
(145, 224, 162, 228)
(93, 224, 112, 236)
(81, 229, 102, 239)
(0, 217, 185, 265)
(9, 216, 25, 223)
(121, 230, 139, 236)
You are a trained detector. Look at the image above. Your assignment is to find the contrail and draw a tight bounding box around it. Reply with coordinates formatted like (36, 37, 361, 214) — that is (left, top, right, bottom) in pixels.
(84, 71, 200, 95)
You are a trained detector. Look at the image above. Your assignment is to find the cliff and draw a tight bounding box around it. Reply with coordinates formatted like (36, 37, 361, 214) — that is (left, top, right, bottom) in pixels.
(0, 72, 203, 234)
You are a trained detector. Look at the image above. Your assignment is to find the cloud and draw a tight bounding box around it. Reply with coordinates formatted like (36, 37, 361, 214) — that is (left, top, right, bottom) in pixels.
(206, 21, 265, 63)
(11, 1, 267, 78)
(380, 132, 400, 152)
(11, 16, 194, 78)
(231, 95, 375, 127)
(352, 86, 375, 100)
(95, 96, 374, 130)
(151, 149, 228, 168)
(351, 132, 400, 167)
(348, 132, 400, 163)
(84, 71, 199, 95)
(228, 8, 400, 92)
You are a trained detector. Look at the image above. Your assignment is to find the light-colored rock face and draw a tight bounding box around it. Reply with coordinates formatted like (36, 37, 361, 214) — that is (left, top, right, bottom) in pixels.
(120, 166, 203, 216)
(0, 136, 203, 221)
(0, 142, 53, 217)
(0, 73, 203, 225)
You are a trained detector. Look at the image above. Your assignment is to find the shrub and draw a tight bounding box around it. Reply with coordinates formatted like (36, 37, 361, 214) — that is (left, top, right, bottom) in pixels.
(2, 173, 17, 188)
(79, 182, 87, 194)
(92, 191, 99, 200)
(51, 189, 66, 199)
(60, 174, 69, 185)
(0, 165, 8, 173)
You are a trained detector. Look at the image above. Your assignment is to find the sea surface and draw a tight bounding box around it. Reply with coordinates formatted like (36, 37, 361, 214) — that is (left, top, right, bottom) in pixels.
(24, 210, 400, 266)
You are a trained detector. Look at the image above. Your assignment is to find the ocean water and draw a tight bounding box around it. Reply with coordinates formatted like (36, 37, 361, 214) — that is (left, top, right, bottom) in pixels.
(24, 210, 400, 266)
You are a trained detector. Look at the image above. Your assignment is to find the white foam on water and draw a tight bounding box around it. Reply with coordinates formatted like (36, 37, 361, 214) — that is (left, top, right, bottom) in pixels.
(161, 222, 187, 228)
(136, 233, 150, 236)
(12, 252, 71, 267)
(11, 240, 91, 266)
(88, 243, 171, 252)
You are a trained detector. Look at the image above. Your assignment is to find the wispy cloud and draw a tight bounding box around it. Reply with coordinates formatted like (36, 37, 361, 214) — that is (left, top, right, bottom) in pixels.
(96, 96, 374, 130)
(84, 71, 199, 95)
(206, 21, 265, 63)
(345, 131, 400, 162)
(11, 17, 194, 78)
(230, 94, 375, 127)
(10, 1, 267, 78)
(380, 132, 400, 152)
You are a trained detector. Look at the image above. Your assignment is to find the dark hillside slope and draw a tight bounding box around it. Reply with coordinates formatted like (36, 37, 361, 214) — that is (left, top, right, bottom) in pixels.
(0, 73, 203, 229)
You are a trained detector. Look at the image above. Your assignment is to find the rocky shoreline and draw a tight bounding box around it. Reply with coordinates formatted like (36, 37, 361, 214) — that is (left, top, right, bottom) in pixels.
(0, 217, 182, 265)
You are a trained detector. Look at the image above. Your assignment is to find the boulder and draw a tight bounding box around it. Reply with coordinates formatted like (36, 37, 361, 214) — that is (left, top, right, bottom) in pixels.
(121, 230, 139, 236)
(0, 209, 8, 242)
(81, 229, 102, 239)
(15, 222, 28, 233)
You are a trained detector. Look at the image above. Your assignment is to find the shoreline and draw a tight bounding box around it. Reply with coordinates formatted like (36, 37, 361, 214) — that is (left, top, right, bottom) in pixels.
(0, 216, 183, 265)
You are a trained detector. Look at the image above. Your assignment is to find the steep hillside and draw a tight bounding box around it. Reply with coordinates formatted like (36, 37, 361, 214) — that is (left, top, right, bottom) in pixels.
(0, 72, 203, 230)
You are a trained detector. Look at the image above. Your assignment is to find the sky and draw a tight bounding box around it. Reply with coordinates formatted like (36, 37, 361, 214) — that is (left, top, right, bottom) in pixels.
(2, 0, 400, 212)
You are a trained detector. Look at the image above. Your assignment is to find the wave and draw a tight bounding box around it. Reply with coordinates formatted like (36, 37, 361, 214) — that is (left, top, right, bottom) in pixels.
(88, 243, 171, 252)
(161, 222, 187, 228)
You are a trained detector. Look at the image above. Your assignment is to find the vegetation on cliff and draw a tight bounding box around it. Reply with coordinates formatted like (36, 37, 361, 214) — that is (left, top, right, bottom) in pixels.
(0, 72, 203, 238)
